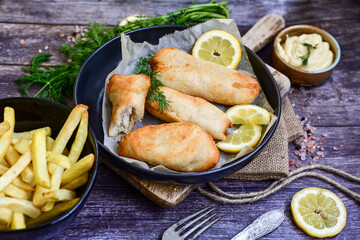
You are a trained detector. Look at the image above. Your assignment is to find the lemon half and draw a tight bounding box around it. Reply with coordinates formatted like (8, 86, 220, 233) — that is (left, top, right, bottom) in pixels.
(216, 123, 261, 153)
(291, 187, 347, 238)
(226, 105, 270, 125)
(192, 30, 241, 69)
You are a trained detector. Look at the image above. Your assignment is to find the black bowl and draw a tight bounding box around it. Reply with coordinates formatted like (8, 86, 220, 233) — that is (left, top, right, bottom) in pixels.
(0, 97, 98, 240)
(75, 25, 281, 184)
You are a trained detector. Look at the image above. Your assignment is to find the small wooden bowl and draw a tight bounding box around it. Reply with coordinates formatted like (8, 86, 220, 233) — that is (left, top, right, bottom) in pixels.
(272, 25, 341, 86)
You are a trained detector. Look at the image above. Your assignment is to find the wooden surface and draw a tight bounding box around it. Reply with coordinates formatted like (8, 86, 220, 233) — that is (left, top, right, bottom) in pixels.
(0, 0, 359, 239)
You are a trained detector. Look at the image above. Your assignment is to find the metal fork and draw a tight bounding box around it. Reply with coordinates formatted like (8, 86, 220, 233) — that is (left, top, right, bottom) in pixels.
(162, 207, 222, 240)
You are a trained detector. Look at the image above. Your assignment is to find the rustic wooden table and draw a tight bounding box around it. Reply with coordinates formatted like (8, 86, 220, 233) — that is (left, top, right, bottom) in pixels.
(1, 0, 359, 239)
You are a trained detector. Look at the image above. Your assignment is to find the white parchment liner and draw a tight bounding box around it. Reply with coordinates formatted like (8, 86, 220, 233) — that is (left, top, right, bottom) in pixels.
(102, 19, 277, 173)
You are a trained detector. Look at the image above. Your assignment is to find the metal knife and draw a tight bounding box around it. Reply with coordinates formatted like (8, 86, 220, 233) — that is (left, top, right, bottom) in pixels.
(230, 209, 285, 240)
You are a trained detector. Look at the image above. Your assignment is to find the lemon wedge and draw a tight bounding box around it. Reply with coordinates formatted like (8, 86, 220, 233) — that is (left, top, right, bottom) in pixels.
(119, 14, 148, 26)
(216, 123, 261, 153)
(291, 187, 347, 238)
(226, 105, 270, 125)
(192, 30, 241, 69)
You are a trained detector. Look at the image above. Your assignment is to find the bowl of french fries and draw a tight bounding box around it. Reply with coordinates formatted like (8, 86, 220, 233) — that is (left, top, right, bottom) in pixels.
(0, 97, 98, 239)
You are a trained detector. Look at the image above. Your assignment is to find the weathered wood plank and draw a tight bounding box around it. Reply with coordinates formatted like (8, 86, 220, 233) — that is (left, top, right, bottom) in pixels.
(0, 65, 41, 97)
(0, 24, 73, 65)
(50, 183, 360, 240)
(0, 0, 359, 26)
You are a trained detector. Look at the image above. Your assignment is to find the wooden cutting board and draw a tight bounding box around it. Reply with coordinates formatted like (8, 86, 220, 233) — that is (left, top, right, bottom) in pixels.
(103, 14, 288, 208)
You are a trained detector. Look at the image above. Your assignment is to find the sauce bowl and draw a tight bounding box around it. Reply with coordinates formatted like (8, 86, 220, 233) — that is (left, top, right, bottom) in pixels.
(272, 25, 341, 86)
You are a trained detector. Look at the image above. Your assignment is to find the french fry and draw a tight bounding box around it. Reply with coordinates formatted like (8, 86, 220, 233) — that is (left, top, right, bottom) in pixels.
(51, 105, 88, 154)
(0, 121, 10, 137)
(41, 201, 55, 212)
(11, 138, 19, 145)
(0, 165, 9, 175)
(32, 129, 51, 188)
(61, 154, 94, 185)
(27, 198, 79, 227)
(0, 207, 12, 230)
(12, 177, 34, 192)
(46, 138, 58, 176)
(68, 111, 88, 165)
(0, 104, 93, 230)
(0, 107, 14, 163)
(20, 164, 34, 184)
(42, 105, 88, 212)
(47, 163, 57, 175)
(43, 189, 76, 202)
(47, 152, 71, 169)
(29, 178, 36, 188)
(13, 138, 30, 155)
(0, 197, 41, 218)
(13, 126, 51, 140)
(32, 185, 48, 208)
(42, 166, 64, 212)
(0, 167, 32, 191)
(62, 173, 88, 190)
(0, 149, 31, 191)
(3, 183, 27, 199)
(11, 212, 26, 230)
(4, 145, 19, 165)
(0, 159, 10, 168)
(5, 145, 34, 184)
(46, 136, 55, 150)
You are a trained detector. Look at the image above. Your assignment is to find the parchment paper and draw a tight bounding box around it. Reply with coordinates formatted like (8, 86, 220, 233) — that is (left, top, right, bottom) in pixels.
(102, 19, 277, 173)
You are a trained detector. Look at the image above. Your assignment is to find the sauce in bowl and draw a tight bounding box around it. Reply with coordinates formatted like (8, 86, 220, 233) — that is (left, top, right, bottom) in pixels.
(276, 33, 333, 71)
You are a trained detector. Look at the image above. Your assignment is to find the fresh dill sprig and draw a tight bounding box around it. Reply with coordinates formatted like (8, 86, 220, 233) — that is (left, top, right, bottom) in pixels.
(300, 42, 318, 66)
(15, 1, 230, 103)
(134, 54, 169, 113)
(15, 53, 72, 103)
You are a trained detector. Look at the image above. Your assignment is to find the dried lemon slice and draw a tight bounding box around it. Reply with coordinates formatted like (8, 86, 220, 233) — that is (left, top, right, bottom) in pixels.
(226, 105, 270, 125)
(192, 30, 241, 69)
(291, 187, 347, 238)
(216, 123, 261, 153)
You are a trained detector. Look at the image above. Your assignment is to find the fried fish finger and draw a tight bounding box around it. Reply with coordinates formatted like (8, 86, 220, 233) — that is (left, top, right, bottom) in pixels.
(146, 86, 232, 140)
(107, 74, 151, 137)
(150, 47, 260, 105)
(118, 122, 219, 172)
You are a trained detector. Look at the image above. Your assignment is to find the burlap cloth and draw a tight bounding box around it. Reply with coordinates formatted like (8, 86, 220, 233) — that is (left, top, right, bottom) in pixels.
(227, 96, 303, 180)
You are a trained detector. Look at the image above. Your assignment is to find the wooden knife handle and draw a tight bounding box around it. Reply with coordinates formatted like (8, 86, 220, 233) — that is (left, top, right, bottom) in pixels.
(242, 14, 285, 53)
(243, 14, 290, 97)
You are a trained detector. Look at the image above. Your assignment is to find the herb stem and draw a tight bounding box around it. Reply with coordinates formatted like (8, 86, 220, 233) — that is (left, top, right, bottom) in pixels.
(33, 72, 67, 98)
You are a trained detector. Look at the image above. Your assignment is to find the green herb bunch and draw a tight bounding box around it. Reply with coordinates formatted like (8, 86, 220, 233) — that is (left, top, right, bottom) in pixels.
(16, 1, 230, 103)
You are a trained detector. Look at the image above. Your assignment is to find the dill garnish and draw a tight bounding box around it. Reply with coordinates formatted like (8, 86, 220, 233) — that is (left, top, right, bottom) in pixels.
(15, 1, 230, 103)
(134, 54, 169, 113)
(300, 42, 318, 66)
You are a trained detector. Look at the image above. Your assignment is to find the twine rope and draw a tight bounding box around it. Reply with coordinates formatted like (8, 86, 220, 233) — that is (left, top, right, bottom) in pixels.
(196, 164, 360, 204)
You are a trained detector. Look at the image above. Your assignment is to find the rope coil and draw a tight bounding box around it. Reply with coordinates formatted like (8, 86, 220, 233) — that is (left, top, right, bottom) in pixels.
(197, 164, 360, 203)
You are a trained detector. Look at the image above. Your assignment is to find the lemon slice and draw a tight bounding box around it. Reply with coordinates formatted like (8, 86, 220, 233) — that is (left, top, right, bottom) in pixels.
(192, 30, 241, 69)
(216, 123, 261, 153)
(291, 187, 347, 238)
(119, 14, 148, 26)
(226, 105, 270, 125)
